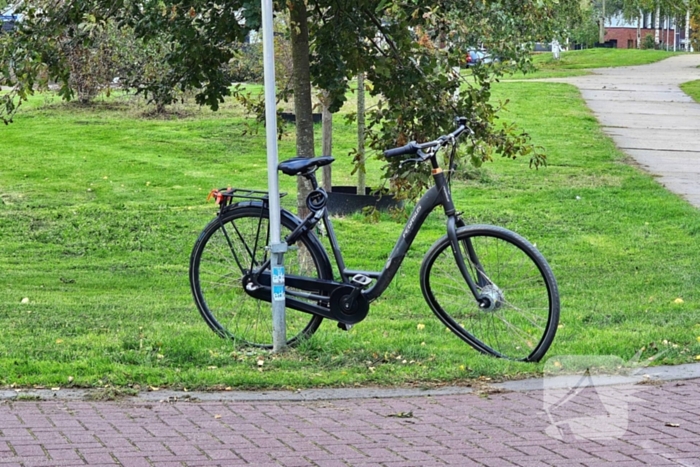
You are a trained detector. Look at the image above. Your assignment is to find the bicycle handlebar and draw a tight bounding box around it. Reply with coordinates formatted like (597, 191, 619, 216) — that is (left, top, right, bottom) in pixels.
(383, 142, 421, 158)
(382, 119, 470, 160)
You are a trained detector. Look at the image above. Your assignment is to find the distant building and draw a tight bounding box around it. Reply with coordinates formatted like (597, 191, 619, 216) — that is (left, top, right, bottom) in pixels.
(604, 13, 686, 50)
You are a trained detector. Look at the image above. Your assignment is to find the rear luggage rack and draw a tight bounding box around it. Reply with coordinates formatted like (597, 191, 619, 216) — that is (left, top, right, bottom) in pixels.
(207, 188, 287, 209)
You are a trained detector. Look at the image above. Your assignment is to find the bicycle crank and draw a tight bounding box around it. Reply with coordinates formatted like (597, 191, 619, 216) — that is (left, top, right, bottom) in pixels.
(329, 285, 370, 322)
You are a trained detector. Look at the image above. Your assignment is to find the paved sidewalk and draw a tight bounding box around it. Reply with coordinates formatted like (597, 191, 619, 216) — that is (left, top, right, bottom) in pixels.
(3, 375, 700, 466)
(547, 54, 700, 207)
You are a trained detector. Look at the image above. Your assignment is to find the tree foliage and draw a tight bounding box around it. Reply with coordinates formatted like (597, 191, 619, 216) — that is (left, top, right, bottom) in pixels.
(306, 0, 582, 196)
(2, 0, 584, 196)
(1, 0, 253, 120)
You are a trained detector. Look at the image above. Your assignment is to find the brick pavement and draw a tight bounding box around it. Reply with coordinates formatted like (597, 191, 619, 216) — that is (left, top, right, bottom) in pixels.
(2, 378, 700, 466)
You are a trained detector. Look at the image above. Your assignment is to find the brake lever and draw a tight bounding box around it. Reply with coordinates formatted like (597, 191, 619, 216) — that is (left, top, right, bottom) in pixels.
(398, 157, 423, 169)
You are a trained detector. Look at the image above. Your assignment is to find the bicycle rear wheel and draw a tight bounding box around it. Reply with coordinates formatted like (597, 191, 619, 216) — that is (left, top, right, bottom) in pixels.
(190, 205, 328, 348)
(420, 225, 559, 362)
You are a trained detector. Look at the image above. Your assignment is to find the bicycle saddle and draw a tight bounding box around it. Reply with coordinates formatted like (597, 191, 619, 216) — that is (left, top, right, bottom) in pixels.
(278, 156, 335, 176)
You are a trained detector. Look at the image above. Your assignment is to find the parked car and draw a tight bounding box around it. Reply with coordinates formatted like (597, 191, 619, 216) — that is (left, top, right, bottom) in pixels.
(465, 49, 495, 67)
(1, 5, 20, 34)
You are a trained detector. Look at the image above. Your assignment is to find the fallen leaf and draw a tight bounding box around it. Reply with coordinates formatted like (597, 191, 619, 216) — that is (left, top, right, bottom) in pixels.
(387, 411, 413, 418)
(21, 297, 29, 304)
(214, 414, 222, 419)
(416, 323, 425, 331)
(674, 298, 684, 304)
(55, 339, 63, 344)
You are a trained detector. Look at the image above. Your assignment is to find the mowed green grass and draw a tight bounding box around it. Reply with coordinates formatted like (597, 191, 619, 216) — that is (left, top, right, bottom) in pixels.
(2, 77, 700, 391)
(681, 79, 700, 102)
(513, 47, 683, 79)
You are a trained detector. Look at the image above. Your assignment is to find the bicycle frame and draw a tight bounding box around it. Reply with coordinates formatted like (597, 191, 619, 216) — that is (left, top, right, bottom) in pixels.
(243, 140, 487, 323)
(330, 184, 450, 301)
(307, 153, 483, 305)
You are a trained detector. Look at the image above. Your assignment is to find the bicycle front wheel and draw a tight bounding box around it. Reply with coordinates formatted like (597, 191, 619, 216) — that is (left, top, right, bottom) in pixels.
(420, 225, 559, 362)
(190, 205, 328, 348)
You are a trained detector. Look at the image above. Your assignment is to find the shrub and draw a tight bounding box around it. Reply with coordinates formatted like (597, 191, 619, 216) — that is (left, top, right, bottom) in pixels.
(226, 42, 264, 83)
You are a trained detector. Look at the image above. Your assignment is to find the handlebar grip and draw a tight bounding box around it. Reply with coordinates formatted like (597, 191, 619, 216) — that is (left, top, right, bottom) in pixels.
(383, 142, 419, 158)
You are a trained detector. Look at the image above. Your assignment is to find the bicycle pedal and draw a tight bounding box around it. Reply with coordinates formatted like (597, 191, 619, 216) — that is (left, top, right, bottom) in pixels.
(351, 274, 372, 288)
(338, 323, 353, 331)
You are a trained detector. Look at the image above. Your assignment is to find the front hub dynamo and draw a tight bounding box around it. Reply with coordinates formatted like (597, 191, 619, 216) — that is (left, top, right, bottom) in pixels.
(479, 284, 504, 312)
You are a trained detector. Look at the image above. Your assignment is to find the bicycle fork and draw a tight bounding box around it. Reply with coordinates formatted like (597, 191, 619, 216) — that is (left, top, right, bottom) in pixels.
(447, 216, 498, 311)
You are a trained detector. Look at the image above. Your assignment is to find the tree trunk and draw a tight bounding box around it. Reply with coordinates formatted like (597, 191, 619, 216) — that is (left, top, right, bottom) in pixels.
(289, 0, 315, 218)
(320, 90, 332, 192)
(637, 12, 642, 49)
(356, 73, 366, 195)
(686, 5, 691, 52)
(673, 15, 677, 51)
(654, 4, 661, 46)
(598, 0, 606, 44)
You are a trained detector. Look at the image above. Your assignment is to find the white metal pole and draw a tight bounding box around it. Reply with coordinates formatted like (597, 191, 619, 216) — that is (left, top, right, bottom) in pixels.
(261, 0, 287, 351)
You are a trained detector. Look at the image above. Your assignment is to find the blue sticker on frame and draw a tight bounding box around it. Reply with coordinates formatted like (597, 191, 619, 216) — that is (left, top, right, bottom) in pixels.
(272, 267, 285, 284)
(272, 285, 285, 301)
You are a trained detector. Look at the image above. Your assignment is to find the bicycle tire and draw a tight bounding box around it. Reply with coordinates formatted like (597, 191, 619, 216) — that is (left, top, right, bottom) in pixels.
(420, 224, 559, 362)
(190, 205, 328, 348)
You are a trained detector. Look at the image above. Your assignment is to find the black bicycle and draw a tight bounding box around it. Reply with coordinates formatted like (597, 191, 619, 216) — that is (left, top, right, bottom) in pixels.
(189, 117, 560, 362)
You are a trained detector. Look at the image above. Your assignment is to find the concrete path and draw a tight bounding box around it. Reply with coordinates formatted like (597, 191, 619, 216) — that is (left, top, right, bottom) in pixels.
(546, 54, 700, 207)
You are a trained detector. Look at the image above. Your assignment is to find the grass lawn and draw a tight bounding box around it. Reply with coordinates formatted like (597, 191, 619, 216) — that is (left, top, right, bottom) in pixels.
(681, 80, 700, 102)
(3, 74, 700, 391)
(511, 48, 683, 79)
